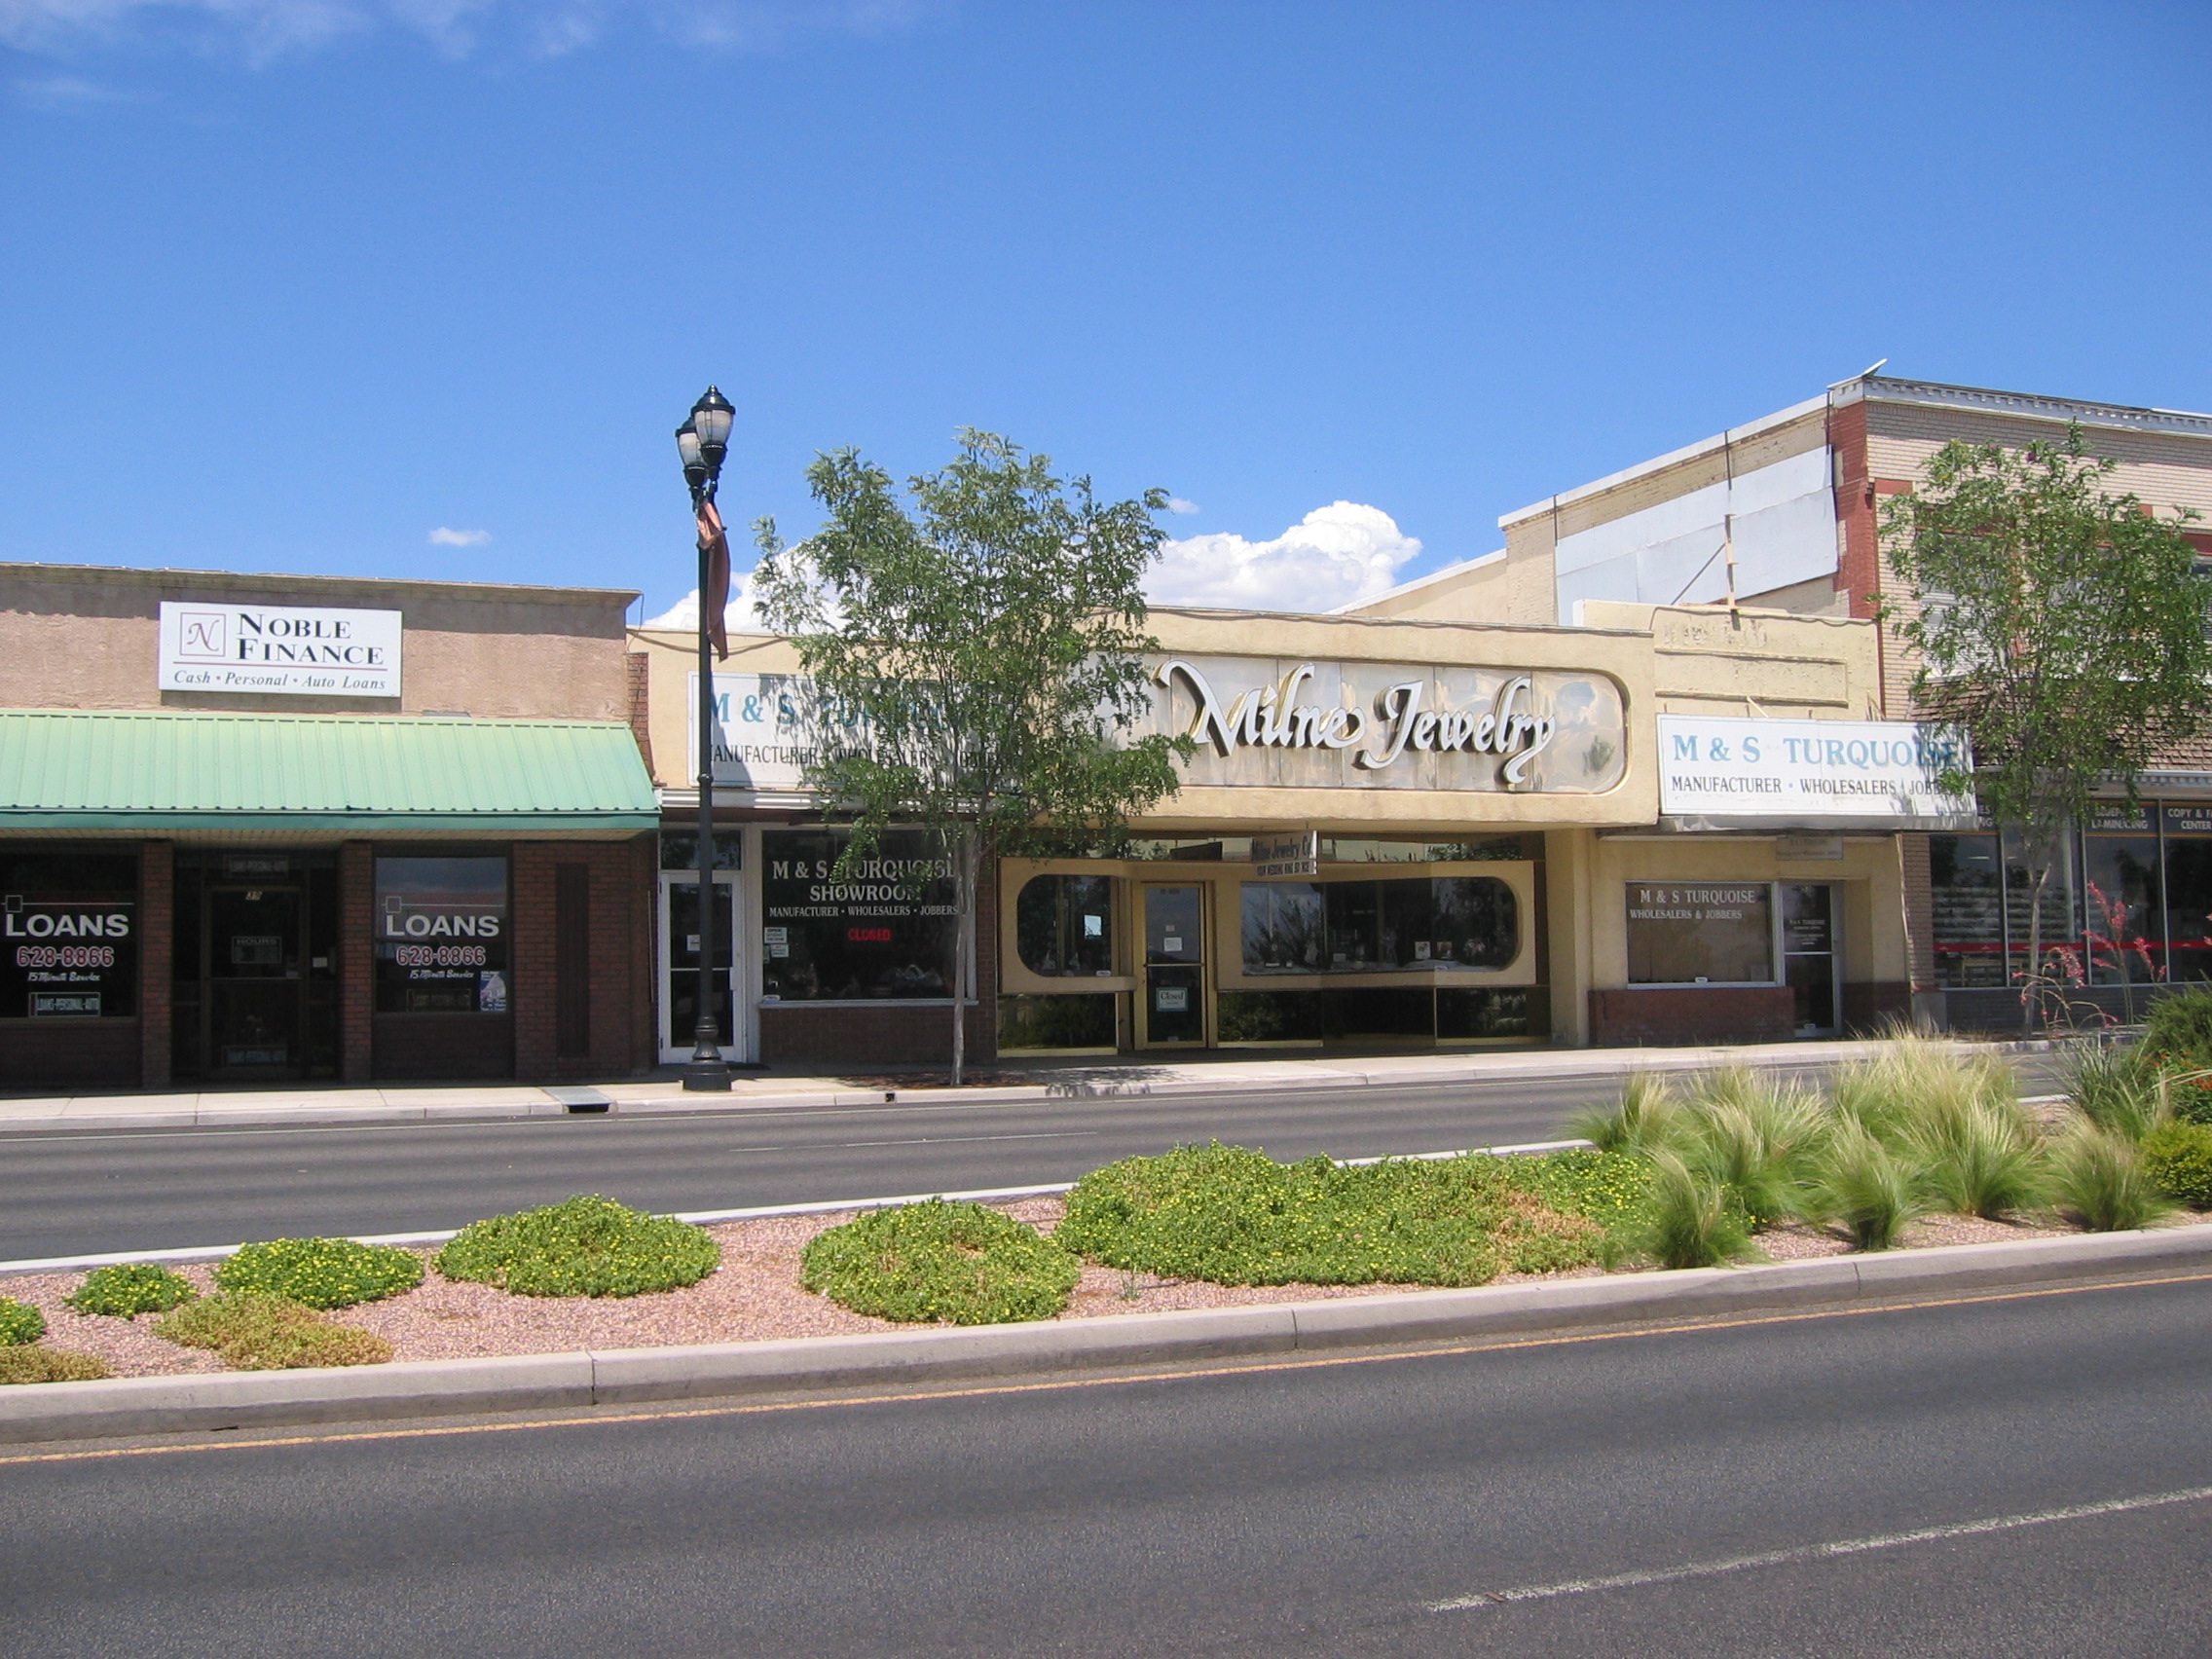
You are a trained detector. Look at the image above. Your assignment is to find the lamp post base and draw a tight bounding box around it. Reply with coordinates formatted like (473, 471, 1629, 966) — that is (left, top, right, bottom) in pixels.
(682, 1055, 733, 1091)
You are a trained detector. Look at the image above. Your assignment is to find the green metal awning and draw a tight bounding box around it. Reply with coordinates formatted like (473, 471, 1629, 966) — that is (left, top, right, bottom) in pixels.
(0, 711, 659, 834)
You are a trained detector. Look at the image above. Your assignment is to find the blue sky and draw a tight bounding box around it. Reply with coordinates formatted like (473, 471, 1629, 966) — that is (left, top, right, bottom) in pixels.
(4, 1, 2208, 622)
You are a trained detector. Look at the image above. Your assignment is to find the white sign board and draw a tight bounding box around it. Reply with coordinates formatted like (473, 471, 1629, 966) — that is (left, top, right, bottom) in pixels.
(691, 673, 822, 792)
(159, 602, 402, 698)
(1657, 716, 1974, 828)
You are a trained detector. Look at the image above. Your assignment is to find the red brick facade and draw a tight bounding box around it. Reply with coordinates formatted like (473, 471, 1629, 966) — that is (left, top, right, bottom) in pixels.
(512, 838, 654, 1083)
(138, 841, 172, 1090)
(1588, 986, 1795, 1047)
(338, 842, 375, 1084)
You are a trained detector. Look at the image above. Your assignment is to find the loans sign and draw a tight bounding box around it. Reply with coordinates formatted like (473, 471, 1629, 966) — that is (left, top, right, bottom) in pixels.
(1657, 715, 1974, 827)
(159, 602, 403, 698)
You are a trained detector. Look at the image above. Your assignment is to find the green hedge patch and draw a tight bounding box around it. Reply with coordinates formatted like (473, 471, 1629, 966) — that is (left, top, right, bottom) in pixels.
(67, 1263, 199, 1318)
(1053, 1143, 1620, 1289)
(214, 1237, 424, 1309)
(155, 1293, 391, 1370)
(434, 1195, 720, 1298)
(2142, 1121, 2212, 1208)
(0, 1346, 111, 1385)
(801, 1199, 1082, 1325)
(0, 1297, 46, 1346)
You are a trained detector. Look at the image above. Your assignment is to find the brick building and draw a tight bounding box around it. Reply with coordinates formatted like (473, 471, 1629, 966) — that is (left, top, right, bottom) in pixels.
(0, 565, 659, 1089)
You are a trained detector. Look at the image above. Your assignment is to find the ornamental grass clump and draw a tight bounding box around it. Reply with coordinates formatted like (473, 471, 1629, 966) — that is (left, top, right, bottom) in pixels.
(801, 1199, 1082, 1325)
(1805, 1124, 1921, 1251)
(1674, 1069, 1830, 1228)
(435, 1195, 720, 1298)
(2067, 1045, 2170, 1142)
(1903, 1093, 2048, 1221)
(215, 1237, 424, 1309)
(1569, 1072, 1679, 1157)
(2048, 1126, 2172, 1234)
(1055, 1142, 1624, 1288)
(1641, 1152, 1755, 1271)
(156, 1294, 391, 1370)
(0, 1297, 47, 1346)
(67, 1263, 198, 1318)
(0, 1346, 112, 1385)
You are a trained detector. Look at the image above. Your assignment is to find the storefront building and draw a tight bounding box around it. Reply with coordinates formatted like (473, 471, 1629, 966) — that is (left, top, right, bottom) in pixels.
(0, 565, 659, 1090)
(631, 591, 1948, 1060)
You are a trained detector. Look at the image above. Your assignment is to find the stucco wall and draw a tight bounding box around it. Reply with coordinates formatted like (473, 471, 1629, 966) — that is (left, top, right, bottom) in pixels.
(0, 565, 636, 721)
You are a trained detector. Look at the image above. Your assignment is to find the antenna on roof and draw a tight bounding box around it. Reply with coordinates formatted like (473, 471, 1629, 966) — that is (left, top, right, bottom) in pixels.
(1860, 357, 1889, 379)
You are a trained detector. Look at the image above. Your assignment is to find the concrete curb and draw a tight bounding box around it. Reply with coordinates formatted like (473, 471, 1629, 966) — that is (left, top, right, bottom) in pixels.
(0, 1038, 2066, 1135)
(3, 1221, 2203, 1447)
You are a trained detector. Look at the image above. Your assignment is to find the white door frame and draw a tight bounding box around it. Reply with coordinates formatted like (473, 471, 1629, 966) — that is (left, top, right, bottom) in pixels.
(657, 866, 752, 1065)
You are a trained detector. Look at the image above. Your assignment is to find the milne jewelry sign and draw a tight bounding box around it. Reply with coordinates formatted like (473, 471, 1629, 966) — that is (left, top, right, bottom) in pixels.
(1250, 830, 1320, 878)
(158, 602, 403, 698)
(1149, 658, 1628, 794)
(1657, 715, 1974, 828)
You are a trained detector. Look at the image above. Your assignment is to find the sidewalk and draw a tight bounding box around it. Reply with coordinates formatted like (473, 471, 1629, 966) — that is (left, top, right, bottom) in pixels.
(0, 1036, 2056, 1134)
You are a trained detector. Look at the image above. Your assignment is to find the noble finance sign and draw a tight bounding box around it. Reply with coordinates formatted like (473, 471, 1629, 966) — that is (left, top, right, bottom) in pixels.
(1149, 658, 1628, 793)
(159, 601, 403, 698)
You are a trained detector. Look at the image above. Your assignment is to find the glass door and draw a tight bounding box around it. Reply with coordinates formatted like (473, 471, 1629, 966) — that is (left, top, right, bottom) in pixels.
(1140, 884, 1208, 1047)
(659, 872, 741, 1064)
(206, 884, 307, 1079)
(1782, 883, 1840, 1037)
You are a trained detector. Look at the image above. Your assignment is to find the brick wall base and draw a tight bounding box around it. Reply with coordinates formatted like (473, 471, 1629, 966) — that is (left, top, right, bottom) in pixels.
(1842, 981, 1914, 1035)
(1589, 986, 1796, 1047)
(760, 1003, 996, 1068)
(0, 1020, 139, 1089)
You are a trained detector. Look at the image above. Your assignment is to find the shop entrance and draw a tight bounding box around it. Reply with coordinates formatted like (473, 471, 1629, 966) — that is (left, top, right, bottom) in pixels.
(173, 851, 339, 1082)
(1783, 883, 1841, 1036)
(658, 871, 744, 1065)
(1139, 884, 1208, 1047)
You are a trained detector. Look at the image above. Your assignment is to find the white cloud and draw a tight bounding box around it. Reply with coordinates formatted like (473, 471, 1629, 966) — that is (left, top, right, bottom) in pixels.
(1164, 497, 1200, 516)
(642, 569, 771, 635)
(1146, 501, 1420, 614)
(0, 0, 934, 61)
(427, 526, 490, 545)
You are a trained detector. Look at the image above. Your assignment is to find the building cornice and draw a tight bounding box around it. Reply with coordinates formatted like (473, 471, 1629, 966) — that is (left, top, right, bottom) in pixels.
(1838, 376, 2212, 440)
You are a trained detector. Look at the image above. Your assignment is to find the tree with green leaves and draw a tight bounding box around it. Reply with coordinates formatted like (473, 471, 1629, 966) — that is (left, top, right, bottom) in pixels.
(1884, 424, 2212, 1032)
(752, 430, 1192, 1083)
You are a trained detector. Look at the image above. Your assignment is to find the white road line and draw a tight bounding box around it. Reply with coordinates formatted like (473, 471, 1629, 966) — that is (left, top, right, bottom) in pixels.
(1427, 1483, 2212, 1611)
(834, 1131, 1101, 1149)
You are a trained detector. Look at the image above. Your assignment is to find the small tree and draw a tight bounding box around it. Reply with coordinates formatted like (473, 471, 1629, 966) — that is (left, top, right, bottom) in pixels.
(752, 430, 1190, 1082)
(1884, 424, 2212, 1032)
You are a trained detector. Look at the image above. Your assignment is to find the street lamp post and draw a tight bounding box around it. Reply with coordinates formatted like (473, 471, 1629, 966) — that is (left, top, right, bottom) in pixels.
(678, 386, 735, 1091)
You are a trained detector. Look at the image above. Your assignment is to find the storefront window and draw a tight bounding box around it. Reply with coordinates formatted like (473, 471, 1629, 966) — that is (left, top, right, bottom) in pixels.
(761, 829, 959, 1001)
(1240, 877, 1517, 973)
(1930, 834, 2004, 989)
(2083, 831, 2161, 986)
(2004, 830, 2083, 987)
(2164, 804, 2212, 982)
(0, 852, 137, 1018)
(1627, 883, 1774, 984)
(1015, 874, 1116, 977)
(659, 830, 744, 871)
(374, 857, 509, 1014)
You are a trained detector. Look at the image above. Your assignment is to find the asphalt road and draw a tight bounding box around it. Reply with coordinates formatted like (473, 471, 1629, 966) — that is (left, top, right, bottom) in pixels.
(4, 1272, 2207, 1656)
(3, 1055, 2072, 1261)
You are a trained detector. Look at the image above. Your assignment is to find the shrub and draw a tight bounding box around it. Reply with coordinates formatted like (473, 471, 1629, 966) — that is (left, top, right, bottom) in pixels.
(435, 1195, 720, 1298)
(155, 1293, 391, 1370)
(67, 1263, 199, 1318)
(215, 1237, 423, 1309)
(1675, 1069, 1830, 1227)
(2066, 1045, 2168, 1141)
(2048, 1127, 2173, 1234)
(0, 1297, 47, 1346)
(2141, 1122, 2212, 1209)
(1830, 1032, 2014, 1144)
(801, 1199, 1082, 1325)
(1057, 1143, 1614, 1288)
(2138, 989, 2212, 1124)
(1641, 1152, 1754, 1270)
(1806, 1125, 1921, 1251)
(0, 1346, 112, 1385)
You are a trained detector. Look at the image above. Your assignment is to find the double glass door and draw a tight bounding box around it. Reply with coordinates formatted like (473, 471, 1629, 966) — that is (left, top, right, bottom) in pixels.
(659, 873, 743, 1064)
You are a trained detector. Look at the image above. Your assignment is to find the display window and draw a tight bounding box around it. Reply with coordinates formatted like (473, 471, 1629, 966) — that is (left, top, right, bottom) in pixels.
(374, 856, 510, 1014)
(1014, 873, 1116, 977)
(0, 852, 136, 1018)
(1626, 883, 1774, 985)
(1238, 876, 1517, 975)
(760, 829, 960, 1002)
